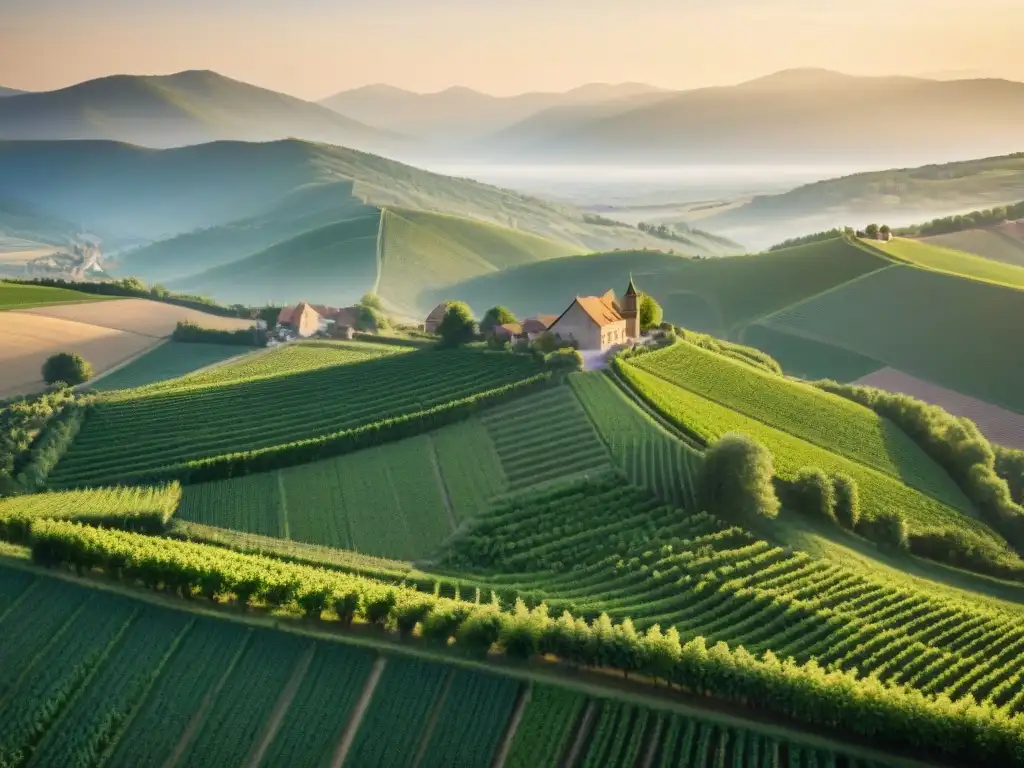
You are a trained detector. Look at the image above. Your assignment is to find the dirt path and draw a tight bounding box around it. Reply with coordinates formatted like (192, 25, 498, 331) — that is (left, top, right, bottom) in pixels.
(563, 699, 597, 768)
(162, 631, 251, 768)
(329, 656, 387, 768)
(640, 712, 665, 768)
(426, 434, 458, 531)
(410, 668, 455, 768)
(244, 643, 315, 768)
(491, 683, 531, 768)
(276, 470, 291, 540)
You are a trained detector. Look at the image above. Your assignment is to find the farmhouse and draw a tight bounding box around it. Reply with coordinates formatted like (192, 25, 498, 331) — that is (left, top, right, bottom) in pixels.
(423, 303, 448, 333)
(548, 278, 640, 351)
(278, 303, 360, 338)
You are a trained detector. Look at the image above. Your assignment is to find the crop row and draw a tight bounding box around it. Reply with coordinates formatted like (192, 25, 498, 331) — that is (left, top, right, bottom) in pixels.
(23, 522, 1024, 764)
(435, 477, 1024, 716)
(52, 348, 542, 486)
(630, 340, 969, 510)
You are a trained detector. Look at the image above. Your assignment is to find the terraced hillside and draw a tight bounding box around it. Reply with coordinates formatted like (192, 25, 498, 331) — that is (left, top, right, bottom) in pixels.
(754, 264, 1024, 413)
(0, 566, 890, 768)
(874, 236, 1024, 289)
(616, 346, 1017, 570)
(175, 383, 611, 557)
(48, 340, 546, 488)
(440, 236, 888, 336)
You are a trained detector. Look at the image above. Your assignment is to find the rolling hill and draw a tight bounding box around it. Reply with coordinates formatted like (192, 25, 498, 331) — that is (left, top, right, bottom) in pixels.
(0, 70, 401, 152)
(319, 81, 669, 143)
(873, 236, 1024, 289)
(694, 151, 1024, 250)
(475, 70, 1024, 168)
(922, 223, 1024, 267)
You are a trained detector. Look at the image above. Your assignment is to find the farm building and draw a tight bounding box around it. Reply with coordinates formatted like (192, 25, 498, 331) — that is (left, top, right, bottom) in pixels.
(492, 322, 523, 343)
(288, 302, 322, 338)
(278, 303, 360, 337)
(423, 303, 448, 333)
(548, 278, 640, 351)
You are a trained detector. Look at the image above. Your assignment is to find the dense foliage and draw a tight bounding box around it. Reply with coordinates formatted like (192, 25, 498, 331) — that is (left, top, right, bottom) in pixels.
(900, 200, 1024, 237)
(674, 328, 783, 375)
(25, 521, 1024, 766)
(436, 301, 477, 347)
(171, 321, 260, 346)
(42, 352, 92, 386)
(0, 388, 76, 492)
(638, 295, 663, 331)
(480, 305, 517, 335)
(699, 433, 780, 522)
(997, 445, 1024, 506)
(768, 229, 850, 252)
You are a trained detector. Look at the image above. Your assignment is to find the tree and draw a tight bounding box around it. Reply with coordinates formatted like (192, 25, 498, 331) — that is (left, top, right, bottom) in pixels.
(436, 301, 477, 347)
(359, 293, 385, 311)
(639, 295, 663, 332)
(832, 472, 861, 530)
(356, 305, 389, 332)
(531, 331, 559, 354)
(42, 353, 92, 386)
(480, 306, 517, 336)
(792, 467, 837, 522)
(699, 433, 780, 521)
(865, 223, 880, 239)
(879, 224, 892, 238)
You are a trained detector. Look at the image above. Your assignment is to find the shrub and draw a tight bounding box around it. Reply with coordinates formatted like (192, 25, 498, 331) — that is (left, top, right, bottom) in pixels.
(791, 467, 837, 522)
(531, 331, 559, 355)
(831, 472, 861, 530)
(436, 301, 477, 347)
(860, 511, 909, 551)
(480, 306, 517, 336)
(699, 433, 780, 522)
(42, 353, 92, 386)
(545, 348, 584, 372)
(639, 295, 663, 331)
(171, 321, 258, 346)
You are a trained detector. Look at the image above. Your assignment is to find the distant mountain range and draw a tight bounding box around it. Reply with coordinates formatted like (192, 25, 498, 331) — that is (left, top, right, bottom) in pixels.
(465, 69, 1024, 167)
(318, 82, 670, 143)
(0, 71, 401, 152)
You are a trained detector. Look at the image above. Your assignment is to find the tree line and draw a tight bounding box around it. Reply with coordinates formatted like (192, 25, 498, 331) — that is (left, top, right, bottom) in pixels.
(899, 200, 1024, 237)
(24, 519, 1024, 766)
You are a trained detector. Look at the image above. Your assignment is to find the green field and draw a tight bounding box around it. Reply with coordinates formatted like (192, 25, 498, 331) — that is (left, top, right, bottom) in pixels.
(760, 264, 1024, 413)
(89, 341, 250, 391)
(48, 341, 543, 488)
(0, 565, 912, 768)
(0, 280, 106, 310)
(923, 228, 1024, 268)
(617, 362, 1010, 551)
(378, 207, 580, 316)
(875, 237, 1024, 289)
(630, 341, 973, 511)
(740, 322, 884, 381)
(439, 236, 888, 338)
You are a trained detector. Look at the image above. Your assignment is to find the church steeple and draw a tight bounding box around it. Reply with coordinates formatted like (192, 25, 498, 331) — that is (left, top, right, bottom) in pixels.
(622, 274, 640, 338)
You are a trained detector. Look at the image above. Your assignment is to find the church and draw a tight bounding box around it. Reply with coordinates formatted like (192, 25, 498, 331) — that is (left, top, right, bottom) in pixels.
(547, 277, 642, 351)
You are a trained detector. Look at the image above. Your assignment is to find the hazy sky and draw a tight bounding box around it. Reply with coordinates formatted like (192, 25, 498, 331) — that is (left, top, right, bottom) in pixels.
(2, 0, 1022, 98)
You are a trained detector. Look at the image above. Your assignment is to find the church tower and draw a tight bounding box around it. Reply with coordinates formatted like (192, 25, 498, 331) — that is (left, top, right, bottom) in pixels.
(622, 274, 640, 338)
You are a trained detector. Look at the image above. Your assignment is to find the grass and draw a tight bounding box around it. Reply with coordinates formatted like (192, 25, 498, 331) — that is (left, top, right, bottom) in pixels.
(629, 341, 973, 512)
(378, 207, 580, 316)
(617, 362, 1008, 548)
(431, 420, 508, 522)
(438, 236, 888, 338)
(49, 342, 541, 488)
(875, 237, 1024, 289)
(923, 228, 1024, 268)
(760, 264, 1024, 413)
(0, 280, 107, 310)
(88, 341, 250, 391)
(740, 322, 884, 382)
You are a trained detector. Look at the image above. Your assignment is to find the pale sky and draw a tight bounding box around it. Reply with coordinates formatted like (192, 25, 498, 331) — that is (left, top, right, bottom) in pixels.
(2, 0, 1022, 99)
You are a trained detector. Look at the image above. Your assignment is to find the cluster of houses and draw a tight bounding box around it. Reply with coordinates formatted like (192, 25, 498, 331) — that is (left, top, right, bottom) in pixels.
(423, 277, 643, 352)
(275, 302, 359, 340)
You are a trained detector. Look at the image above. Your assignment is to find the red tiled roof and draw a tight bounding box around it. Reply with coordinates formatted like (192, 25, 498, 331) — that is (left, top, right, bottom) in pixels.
(575, 295, 623, 328)
(522, 315, 557, 334)
(495, 322, 523, 337)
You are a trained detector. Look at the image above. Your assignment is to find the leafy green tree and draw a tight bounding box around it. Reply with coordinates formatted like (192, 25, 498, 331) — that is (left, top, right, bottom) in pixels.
(480, 306, 517, 336)
(879, 224, 892, 238)
(865, 223, 880, 239)
(699, 433, 780, 521)
(437, 301, 477, 347)
(639, 295, 663, 331)
(793, 467, 837, 522)
(42, 353, 92, 386)
(356, 305, 389, 332)
(832, 472, 861, 530)
(359, 293, 385, 311)
(545, 348, 584, 372)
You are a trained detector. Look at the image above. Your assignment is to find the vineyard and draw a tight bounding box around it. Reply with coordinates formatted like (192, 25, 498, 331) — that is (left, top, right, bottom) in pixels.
(0, 565, 918, 768)
(875, 236, 1024, 290)
(615, 361, 1013, 558)
(629, 340, 973, 510)
(48, 342, 544, 488)
(438, 476, 1024, 718)
(90, 341, 249, 391)
(739, 323, 884, 382)
(480, 385, 611, 490)
(759, 264, 1024, 413)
